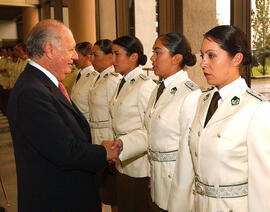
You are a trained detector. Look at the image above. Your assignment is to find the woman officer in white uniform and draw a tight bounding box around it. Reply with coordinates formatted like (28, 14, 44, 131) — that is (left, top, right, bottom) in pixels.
(145, 32, 201, 212)
(107, 35, 156, 212)
(189, 25, 270, 212)
(89, 39, 122, 212)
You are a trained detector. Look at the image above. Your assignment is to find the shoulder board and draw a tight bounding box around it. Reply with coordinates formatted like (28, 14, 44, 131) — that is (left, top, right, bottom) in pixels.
(246, 88, 268, 101)
(111, 72, 119, 77)
(202, 87, 214, 93)
(91, 71, 98, 76)
(184, 81, 199, 91)
(139, 74, 149, 80)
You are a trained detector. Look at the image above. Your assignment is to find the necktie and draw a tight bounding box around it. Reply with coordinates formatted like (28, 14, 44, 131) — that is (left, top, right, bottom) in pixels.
(155, 81, 165, 104)
(95, 74, 100, 84)
(116, 78, 126, 97)
(204, 91, 221, 127)
(58, 81, 72, 104)
(76, 72, 81, 82)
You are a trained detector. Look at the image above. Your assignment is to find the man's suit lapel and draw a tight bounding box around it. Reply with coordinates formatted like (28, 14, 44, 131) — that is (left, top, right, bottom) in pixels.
(28, 64, 88, 125)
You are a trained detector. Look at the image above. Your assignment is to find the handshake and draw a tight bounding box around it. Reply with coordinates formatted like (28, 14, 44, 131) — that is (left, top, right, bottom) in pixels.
(101, 139, 123, 162)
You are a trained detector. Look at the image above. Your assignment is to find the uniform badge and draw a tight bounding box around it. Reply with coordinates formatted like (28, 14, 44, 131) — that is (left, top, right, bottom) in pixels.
(231, 96, 240, 105)
(170, 87, 177, 94)
(86, 73, 90, 77)
(203, 93, 210, 101)
(104, 73, 109, 78)
(130, 78, 135, 84)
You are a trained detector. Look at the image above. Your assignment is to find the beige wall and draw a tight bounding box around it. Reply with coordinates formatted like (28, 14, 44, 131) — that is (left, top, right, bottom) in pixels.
(135, 0, 157, 69)
(183, 0, 218, 89)
(99, 0, 116, 40)
(0, 20, 17, 43)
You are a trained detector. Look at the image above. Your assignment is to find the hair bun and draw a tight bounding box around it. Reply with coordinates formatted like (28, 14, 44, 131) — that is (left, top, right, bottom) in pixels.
(183, 52, 197, 67)
(139, 54, 147, 66)
(242, 53, 252, 66)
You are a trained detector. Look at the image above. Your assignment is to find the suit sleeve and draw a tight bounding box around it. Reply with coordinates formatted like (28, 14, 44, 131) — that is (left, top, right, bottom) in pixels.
(248, 101, 270, 212)
(168, 90, 201, 212)
(119, 80, 156, 161)
(17, 87, 107, 173)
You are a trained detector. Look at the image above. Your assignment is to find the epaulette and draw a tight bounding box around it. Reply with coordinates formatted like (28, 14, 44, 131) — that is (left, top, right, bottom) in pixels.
(91, 71, 98, 76)
(184, 81, 199, 91)
(246, 88, 268, 101)
(202, 87, 214, 93)
(139, 74, 150, 80)
(111, 72, 119, 77)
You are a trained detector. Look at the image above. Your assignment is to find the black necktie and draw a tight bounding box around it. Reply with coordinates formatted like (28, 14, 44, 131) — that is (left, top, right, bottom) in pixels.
(95, 74, 100, 84)
(116, 78, 126, 97)
(155, 81, 165, 104)
(204, 91, 221, 127)
(76, 72, 81, 82)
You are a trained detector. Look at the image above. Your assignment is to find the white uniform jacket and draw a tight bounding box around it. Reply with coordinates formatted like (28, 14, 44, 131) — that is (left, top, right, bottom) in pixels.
(145, 71, 201, 210)
(88, 66, 122, 145)
(110, 67, 156, 178)
(71, 65, 98, 122)
(189, 78, 270, 212)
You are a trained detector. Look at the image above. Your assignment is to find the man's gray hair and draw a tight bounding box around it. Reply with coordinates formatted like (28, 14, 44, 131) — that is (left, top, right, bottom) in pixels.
(26, 20, 65, 59)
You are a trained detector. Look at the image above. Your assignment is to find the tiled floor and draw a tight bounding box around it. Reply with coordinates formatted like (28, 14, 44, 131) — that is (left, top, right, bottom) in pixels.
(0, 111, 17, 212)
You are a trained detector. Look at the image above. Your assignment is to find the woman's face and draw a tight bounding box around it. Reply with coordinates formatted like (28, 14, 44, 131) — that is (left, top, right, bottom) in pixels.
(74, 52, 89, 69)
(150, 38, 179, 79)
(91, 45, 112, 72)
(200, 38, 240, 90)
(112, 44, 135, 75)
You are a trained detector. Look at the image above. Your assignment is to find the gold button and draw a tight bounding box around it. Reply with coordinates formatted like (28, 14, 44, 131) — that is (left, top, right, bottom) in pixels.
(168, 175, 171, 178)
(198, 131, 200, 136)
(195, 152, 198, 157)
(217, 133, 221, 138)
(158, 115, 160, 118)
(192, 189, 196, 195)
(229, 210, 233, 212)
(189, 127, 191, 132)
(149, 114, 151, 118)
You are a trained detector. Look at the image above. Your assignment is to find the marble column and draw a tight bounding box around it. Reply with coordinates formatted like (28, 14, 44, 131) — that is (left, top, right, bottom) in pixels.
(22, 7, 39, 42)
(68, 0, 96, 44)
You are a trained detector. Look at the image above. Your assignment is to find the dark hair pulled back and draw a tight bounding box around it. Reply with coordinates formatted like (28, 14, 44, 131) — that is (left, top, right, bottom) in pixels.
(159, 32, 196, 68)
(204, 25, 251, 66)
(94, 39, 112, 55)
(113, 35, 147, 66)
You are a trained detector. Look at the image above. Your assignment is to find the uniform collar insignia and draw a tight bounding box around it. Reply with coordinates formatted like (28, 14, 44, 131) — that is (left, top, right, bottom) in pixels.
(203, 93, 210, 101)
(231, 96, 240, 105)
(170, 87, 177, 94)
(104, 73, 109, 78)
(86, 73, 90, 77)
(130, 78, 136, 84)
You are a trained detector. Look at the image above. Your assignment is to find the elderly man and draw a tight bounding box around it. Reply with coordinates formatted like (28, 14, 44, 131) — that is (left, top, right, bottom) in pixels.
(7, 19, 119, 212)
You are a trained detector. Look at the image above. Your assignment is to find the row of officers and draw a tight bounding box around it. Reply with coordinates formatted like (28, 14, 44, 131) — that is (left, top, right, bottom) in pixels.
(0, 43, 29, 90)
(68, 25, 270, 212)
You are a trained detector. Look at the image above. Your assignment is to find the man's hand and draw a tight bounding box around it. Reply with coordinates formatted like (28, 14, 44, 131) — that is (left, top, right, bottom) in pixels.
(111, 139, 123, 152)
(101, 140, 121, 162)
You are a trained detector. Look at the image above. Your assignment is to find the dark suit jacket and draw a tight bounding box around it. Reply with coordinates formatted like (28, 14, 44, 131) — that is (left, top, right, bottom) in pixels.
(7, 64, 107, 212)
